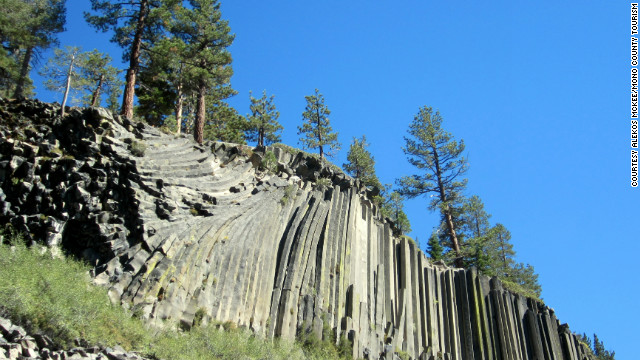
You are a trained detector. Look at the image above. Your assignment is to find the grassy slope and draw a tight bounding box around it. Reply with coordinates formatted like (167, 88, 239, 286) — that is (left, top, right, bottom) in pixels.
(0, 230, 351, 360)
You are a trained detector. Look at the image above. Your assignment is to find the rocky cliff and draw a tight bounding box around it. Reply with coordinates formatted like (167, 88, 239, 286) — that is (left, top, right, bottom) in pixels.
(0, 98, 594, 360)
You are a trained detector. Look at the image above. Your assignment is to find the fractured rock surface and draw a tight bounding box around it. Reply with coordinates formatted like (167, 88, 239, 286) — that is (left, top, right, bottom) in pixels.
(0, 99, 595, 360)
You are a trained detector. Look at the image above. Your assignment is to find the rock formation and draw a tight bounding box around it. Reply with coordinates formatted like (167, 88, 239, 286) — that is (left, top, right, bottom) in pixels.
(0, 98, 595, 360)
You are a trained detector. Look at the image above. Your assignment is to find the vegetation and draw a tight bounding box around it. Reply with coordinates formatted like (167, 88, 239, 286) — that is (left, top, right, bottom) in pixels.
(172, 0, 235, 144)
(260, 150, 278, 173)
(426, 231, 444, 261)
(0, 0, 66, 98)
(296, 322, 352, 360)
(343, 135, 381, 189)
(0, 230, 148, 350)
(38, 46, 81, 116)
(298, 89, 340, 159)
(130, 140, 147, 157)
(397, 106, 468, 267)
(246, 90, 283, 147)
(0, 229, 355, 360)
(39, 47, 123, 115)
(85, 0, 172, 118)
(315, 177, 332, 192)
(379, 191, 412, 235)
(78, 49, 123, 109)
(281, 184, 297, 205)
(578, 333, 616, 360)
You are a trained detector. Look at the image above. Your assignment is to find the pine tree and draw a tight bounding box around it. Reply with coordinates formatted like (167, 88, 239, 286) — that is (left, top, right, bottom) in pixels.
(1, 0, 66, 98)
(0, 0, 30, 96)
(40, 47, 123, 113)
(246, 90, 282, 147)
(343, 136, 381, 189)
(454, 195, 493, 270)
(593, 334, 604, 356)
(171, 0, 234, 144)
(79, 49, 122, 107)
(204, 96, 248, 144)
(509, 262, 541, 298)
(427, 231, 444, 261)
(397, 106, 468, 267)
(136, 36, 188, 130)
(385, 192, 412, 235)
(460, 195, 491, 238)
(85, 0, 172, 118)
(591, 334, 616, 360)
(490, 224, 516, 277)
(38, 46, 82, 116)
(298, 89, 340, 159)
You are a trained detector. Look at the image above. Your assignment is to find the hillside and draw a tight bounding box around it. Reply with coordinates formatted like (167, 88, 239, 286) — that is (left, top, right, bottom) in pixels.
(0, 98, 596, 360)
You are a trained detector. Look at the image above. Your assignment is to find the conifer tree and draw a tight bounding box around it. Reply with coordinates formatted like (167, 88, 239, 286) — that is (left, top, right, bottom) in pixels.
(136, 36, 188, 130)
(1, 0, 66, 98)
(460, 195, 491, 238)
(79, 49, 122, 107)
(397, 106, 468, 267)
(85, 0, 172, 118)
(40, 47, 122, 112)
(298, 89, 340, 159)
(592, 334, 616, 360)
(384, 192, 412, 235)
(509, 262, 541, 298)
(246, 90, 282, 147)
(343, 136, 381, 189)
(490, 224, 515, 276)
(0, 0, 31, 96)
(204, 96, 247, 144)
(171, 0, 234, 144)
(39, 46, 81, 116)
(427, 231, 444, 261)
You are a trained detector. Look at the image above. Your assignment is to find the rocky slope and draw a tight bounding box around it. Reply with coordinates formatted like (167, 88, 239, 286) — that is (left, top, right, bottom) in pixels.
(0, 315, 149, 360)
(0, 98, 594, 360)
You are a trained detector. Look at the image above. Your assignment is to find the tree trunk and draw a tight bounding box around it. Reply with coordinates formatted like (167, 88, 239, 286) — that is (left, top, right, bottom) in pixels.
(316, 107, 323, 159)
(91, 74, 104, 107)
(121, 0, 149, 119)
(60, 52, 76, 117)
(175, 81, 183, 134)
(194, 81, 206, 144)
(499, 233, 507, 276)
(433, 146, 463, 267)
(13, 46, 34, 99)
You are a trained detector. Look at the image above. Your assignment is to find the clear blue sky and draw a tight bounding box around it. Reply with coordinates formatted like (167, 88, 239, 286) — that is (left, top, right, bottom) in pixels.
(31, 1, 635, 358)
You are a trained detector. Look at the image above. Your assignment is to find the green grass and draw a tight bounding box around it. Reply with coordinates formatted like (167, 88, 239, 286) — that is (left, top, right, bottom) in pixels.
(0, 235, 149, 350)
(0, 230, 351, 359)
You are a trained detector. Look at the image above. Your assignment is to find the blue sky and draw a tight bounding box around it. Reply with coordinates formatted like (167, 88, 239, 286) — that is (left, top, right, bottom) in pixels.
(31, 1, 635, 358)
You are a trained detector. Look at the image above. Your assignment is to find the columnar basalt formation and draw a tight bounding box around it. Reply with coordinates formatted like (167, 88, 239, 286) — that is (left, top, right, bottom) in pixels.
(0, 99, 595, 360)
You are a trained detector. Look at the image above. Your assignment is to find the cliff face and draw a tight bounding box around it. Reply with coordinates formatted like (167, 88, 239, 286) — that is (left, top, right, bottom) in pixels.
(0, 99, 594, 360)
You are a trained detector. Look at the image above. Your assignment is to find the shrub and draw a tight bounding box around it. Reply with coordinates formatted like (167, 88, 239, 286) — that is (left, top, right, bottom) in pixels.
(130, 140, 146, 157)
(193, 308, 207, 327)
(281, 184, 297, 205)
(316, 178, 332, 191)
(261, 150, 278, 173)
